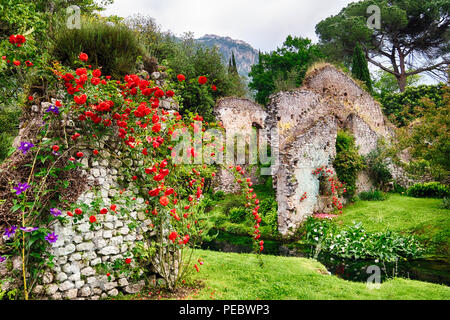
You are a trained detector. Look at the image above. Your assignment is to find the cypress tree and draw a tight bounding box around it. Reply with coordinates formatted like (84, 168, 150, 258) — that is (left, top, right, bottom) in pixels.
(231, 51, 237, 74)
(351, 43, 373, 93)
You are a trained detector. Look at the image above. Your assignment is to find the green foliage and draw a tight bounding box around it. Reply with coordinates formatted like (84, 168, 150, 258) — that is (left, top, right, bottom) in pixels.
(440, 198, 450, 210)
(249, 36, 324, 105)
(351, 43, 372, 93)
(0, 107, 21, 162)
(358, 190, 388, 201)
(51, 17, 146, 78)
(305, 217, 424, 262)
(407, 182, 450, 199)
(258, 197, 278, 236)
(333, 130, 365, 198)
(229, 207, 248, 223)
(364, 140, 393, 189)
(381, 84, 448, 127)
(373, 69, 421, 97)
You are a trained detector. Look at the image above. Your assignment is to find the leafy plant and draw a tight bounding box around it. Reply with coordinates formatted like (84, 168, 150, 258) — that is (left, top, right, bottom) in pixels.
(333, 130, 365, 198)
(407, 182, 450, 199)
(358, 190, 388, 201)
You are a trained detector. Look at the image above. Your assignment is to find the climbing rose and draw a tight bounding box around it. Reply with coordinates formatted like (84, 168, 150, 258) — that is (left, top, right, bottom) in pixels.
(198, 76, 207, 85)
(89, 215, 96, 223)
(159, 196, 169, 206)
(125, 258, 131, 264)
(168, 231, 178, 243)
(211, 85, 217, 91)
(177, 74, 185, 82)
(79, 52, 88, 61)
(100, 208, 108, 214)
(75, 208, 82, 215)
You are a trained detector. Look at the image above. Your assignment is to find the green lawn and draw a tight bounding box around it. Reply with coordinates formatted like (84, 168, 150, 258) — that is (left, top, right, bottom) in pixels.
(186, 249, 450, 300)
(335, 194, 449, 259)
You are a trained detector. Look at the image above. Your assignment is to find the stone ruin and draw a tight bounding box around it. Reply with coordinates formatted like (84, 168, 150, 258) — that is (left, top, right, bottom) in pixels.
(215, 64, 400, 237)
(0, 64, 409, 298)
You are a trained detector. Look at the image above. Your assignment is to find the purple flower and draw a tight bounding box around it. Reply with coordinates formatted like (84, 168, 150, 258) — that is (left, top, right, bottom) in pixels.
(0, 256, 6, 263)
(18, 142, 35, 155)
(50, 208, 62, 217)
(45, 232, 58, 244)
(45, 105, 60, 115)
(13, 182, 31, 195)
(3, 225, 17, 238)
(20, 226, 38, 233)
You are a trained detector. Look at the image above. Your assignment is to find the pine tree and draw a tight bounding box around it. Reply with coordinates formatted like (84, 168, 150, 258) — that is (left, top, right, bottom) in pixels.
(351, 43, 373, 93)
(231, 51, 237, 74)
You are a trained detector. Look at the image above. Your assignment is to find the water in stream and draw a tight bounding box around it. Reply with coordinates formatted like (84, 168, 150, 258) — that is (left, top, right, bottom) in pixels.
(201, 231, 450, 287)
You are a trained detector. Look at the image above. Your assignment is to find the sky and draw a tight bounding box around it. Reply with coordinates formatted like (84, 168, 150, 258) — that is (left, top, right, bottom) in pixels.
(102, 0, 357, 52)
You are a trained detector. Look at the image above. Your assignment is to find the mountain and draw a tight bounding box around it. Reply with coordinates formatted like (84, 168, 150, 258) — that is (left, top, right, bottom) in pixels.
(196, 34, 259, 78)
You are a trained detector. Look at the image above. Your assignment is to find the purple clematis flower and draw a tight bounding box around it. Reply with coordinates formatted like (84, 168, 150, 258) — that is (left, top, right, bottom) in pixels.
(50, 208, 62, 217)
(20, 226, 38, 233)
(13, 182, 31, 195)
(45, 232, 58, 244)
(0, 256, 6, 263)
(45, 105, 60, 115)
(3, 225, 17, 238)
(18, 142, 35, 155)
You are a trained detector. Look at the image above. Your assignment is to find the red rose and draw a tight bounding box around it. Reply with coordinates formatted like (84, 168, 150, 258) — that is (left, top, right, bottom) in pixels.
(198, 76, 207, 85)
(125, 258, 131, 264)
(92, 69, 101, 77)
(166, 90, 175, 97)
(13, 60, 20, 66)
(52, 145, 59, 152)
(79, 52, 88, 62)
(76, 152, 83, 158)
(154, 89, 165, 98)
(159, 196, 169, 206)
(75, 208, 82, 215)
(110, 204, 117, 211)
(168, 231, 178, 243)
(152, 123, 161, 133)
(89, 215, 97, 223)
(211, 85, 217, 91)
(148, 188, 160, 197)
(100, 208, 108, 214)
(177, 74, 185, 82)
(93, 149, 99, 155)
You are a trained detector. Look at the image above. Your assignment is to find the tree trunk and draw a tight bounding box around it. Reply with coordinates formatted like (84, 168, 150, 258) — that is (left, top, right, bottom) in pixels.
(397, 74, 407, 92)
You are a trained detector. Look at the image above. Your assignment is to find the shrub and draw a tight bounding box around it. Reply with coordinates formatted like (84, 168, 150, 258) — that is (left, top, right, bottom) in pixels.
(258, 197, 278, 235)
(407, 182, 450, 198)
(380, 84, 448, 127)
(333, 130, 365, 198)
(51, 18, 146, 78)
(229, 207, 248, 223)
(358, 190, 388, 201)
(440, 198, 450, 210)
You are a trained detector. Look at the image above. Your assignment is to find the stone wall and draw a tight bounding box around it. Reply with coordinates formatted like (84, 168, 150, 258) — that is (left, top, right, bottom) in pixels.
(214, 97, 267, 193)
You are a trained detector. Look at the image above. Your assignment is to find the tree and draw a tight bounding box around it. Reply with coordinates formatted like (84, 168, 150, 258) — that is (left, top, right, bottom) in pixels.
(316, 0, 450, 92)
(373, 69, 421, 96)
(249, 36, 324, 105)
(351, 43, 373, 93)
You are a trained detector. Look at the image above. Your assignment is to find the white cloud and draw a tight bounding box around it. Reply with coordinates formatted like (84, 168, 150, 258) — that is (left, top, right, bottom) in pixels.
(102, 0, 357, 52)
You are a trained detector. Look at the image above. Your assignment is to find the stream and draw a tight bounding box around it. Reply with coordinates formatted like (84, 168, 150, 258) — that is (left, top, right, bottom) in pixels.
(201, 231, 450, 287)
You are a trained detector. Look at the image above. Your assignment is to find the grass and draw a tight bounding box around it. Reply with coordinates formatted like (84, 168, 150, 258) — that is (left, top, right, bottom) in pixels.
(183, 249, 450, 300)
(335, 194, 450, 259)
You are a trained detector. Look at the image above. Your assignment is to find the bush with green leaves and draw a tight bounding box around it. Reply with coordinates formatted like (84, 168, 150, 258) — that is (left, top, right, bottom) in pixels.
(305, 217, 424, 262)
(380, 84, 448, 127)
(51, 17, 146, 79)
(228, 207, 248, 223)
(358, 190, 388, 201)
(332, 130, 365, 198)
(407, 182, 450, 199)
(440, 198, 450, 210)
